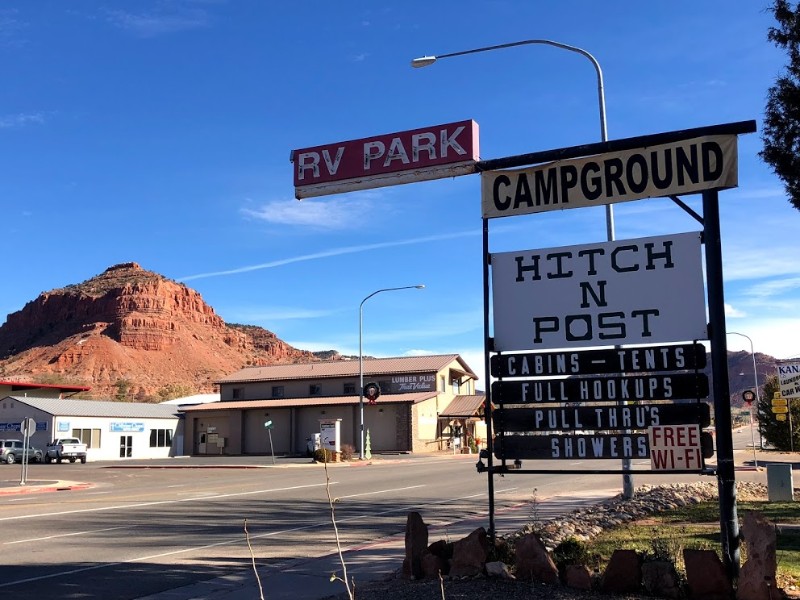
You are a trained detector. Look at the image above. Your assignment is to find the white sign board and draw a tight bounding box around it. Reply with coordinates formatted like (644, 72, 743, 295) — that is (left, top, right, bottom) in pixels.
(481, 135, 738, 219)
(491, 232, 707, 351)
(648, 424, 704, 470)
(778, 362, 800, 399)
(320, 419, 341, 453)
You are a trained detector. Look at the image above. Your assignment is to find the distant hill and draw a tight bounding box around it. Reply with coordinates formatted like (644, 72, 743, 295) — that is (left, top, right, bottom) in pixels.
(0, 263, 346, 401)
(0, 262, 782, 405)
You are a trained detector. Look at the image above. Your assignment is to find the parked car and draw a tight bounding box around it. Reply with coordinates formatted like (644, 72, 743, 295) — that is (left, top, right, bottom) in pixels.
(0, 439, 44, 464)
(45, 438, 88, 463)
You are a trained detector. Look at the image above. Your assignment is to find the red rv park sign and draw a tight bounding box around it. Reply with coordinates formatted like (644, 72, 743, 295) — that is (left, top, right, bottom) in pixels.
(291, 120, 479, 199)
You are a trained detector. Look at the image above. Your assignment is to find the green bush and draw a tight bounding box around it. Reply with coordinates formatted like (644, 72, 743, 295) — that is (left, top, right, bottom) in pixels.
(552, 537, 591, 575)
(313, 448, 334, 463)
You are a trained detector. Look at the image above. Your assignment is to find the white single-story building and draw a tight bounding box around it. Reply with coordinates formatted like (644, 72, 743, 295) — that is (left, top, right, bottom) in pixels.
(0, 396, 183, 461)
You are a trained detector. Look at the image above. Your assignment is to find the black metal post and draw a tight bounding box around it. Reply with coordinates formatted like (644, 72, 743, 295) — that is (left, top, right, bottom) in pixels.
(702, 188, 740, 577)
(482, 216, 496, 539)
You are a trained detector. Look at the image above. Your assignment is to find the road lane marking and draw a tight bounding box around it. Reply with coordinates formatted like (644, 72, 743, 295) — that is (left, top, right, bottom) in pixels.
(0, 482, 332, 522)
(4, 526, 128, 545)
(336, 485, 424, 499)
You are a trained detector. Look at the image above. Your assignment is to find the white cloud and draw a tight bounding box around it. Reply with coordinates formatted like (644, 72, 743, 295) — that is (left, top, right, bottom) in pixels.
(178, 229, 479, 281)
(224, 306, 340, 322)
(240, 195, 375, 229)
(105, 5, 210, 37)
(0, 112, 44, 128)
(725, 303, 746, 318)
(742, 277, 800, 300)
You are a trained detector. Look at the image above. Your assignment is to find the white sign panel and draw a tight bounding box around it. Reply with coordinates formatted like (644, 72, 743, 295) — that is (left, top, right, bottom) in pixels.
(481, 135, 738, 219)
(648, 424, 704, 471)
(778, 362, 800, 399)
(491, 232, 707, 351)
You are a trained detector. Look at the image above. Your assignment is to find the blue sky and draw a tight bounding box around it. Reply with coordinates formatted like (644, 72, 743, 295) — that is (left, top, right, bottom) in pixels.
(2, 1, 799, 387)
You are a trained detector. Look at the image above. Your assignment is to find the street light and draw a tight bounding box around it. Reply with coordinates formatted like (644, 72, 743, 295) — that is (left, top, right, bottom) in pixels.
(728, 331, 761, 465)
(358, 285, 425, 459)
(411, 39, 613, 240)
(412, 39, 632, 496)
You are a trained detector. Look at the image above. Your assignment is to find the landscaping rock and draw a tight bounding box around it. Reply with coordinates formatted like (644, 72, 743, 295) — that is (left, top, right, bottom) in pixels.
(600, 549, 641, 593)
(737, 511, 779, 600)
(683, 548, 733, 599)
(449, 527, 489, 578)
(514, 532, 559, 583)
(402, 511, 428, 579)
(642, 560, 682, 599)
(564, 564, 593, 590)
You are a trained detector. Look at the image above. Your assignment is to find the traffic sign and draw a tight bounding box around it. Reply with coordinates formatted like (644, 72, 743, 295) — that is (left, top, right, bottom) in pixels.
(264, 420, 274, 429)
(742, 390, 756, 405)
(777, 414, 788, 421)
(772, 406, 789, 414)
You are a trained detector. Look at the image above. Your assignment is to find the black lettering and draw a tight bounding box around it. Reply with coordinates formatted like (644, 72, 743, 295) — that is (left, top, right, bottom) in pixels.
(546, 252, 573, 279)
(611, 244, 639, 272)
(559, 165, 578, 203)
(565, 315, 592, 341)
(604, 157, 626, 197)
(580, 162, 603, 200)
(514, 255, 541, 282)
(579, 280, 607, 308)
(532, 317, 558, 343)
(651, 148, 673, 189)
(676, 144, 699, 186)
(598, 312, 626, 339)
(577, 248, 604, 275)
(644, 241, 675, 270)
(493, 175, 512, 211)
(514, 173, 534, 209)
(533, 169, 557, 205)
(631, 309, 660, 337)
(701, 141, 723, 180)
(625, 153, 649, 194)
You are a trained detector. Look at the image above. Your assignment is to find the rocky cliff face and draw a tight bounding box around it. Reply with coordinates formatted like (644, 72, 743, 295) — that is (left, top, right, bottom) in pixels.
(0, 263, 323, 400)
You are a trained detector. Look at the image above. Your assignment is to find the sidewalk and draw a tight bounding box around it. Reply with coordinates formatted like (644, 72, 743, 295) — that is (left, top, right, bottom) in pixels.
(0, 477, 92, 494)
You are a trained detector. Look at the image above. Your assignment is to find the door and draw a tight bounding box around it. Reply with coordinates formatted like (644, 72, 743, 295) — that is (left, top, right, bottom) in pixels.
(119, 435, 132, 458)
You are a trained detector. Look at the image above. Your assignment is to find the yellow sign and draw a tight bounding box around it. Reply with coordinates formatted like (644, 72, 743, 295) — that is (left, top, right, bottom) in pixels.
(776, 414, 787, 421)
(772, 398, 788, 408)
(772, 406, 789, 414)
(774, 391, 783, 400)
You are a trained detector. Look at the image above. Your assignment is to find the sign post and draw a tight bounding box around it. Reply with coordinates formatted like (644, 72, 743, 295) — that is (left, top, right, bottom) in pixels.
(264, 420, 275, 465)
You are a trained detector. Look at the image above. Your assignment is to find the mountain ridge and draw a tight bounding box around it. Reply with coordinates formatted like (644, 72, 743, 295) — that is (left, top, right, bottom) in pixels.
(0, 263, 344, 401)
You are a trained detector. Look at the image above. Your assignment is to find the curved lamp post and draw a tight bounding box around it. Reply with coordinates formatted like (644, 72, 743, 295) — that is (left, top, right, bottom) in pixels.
(359, 285, 425, 459)
(412, 39, 631, 496)
(411, 38, 613, 240)
(728, 331, 761, 464)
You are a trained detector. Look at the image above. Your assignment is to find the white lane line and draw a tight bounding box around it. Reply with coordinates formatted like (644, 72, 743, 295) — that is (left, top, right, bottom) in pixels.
(4, 526, 129, 545)
(336, 485, 424, 499)
(0, 482, 332, 523)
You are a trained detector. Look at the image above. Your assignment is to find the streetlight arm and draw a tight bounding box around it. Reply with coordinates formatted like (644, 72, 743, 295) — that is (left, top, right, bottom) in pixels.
(411, 39, 607, 142)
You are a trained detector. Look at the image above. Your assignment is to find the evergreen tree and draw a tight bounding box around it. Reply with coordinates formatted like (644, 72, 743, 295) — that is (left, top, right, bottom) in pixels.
(757, 375, 800, 450)
(761, 0, 800, 211)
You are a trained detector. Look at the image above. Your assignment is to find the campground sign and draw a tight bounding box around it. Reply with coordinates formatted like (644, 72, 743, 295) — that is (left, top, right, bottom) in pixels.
(481, 134, 738, 218)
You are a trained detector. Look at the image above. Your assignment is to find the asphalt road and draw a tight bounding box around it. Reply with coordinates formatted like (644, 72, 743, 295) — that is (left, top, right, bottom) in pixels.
(0, 428, 761, 600)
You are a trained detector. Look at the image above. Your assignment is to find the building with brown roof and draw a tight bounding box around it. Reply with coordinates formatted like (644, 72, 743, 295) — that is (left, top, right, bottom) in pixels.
(180, 354, 480, 456)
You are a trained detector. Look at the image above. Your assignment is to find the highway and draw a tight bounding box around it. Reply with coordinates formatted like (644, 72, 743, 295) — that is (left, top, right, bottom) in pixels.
(0, 427, 760, 600)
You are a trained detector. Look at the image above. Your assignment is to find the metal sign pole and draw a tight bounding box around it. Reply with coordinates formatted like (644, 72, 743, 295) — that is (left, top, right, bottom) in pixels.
(702, 188, 739, 577)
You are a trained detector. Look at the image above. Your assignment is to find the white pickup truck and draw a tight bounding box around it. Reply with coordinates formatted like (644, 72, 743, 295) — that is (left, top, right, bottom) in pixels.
(45, 438, 88, 463)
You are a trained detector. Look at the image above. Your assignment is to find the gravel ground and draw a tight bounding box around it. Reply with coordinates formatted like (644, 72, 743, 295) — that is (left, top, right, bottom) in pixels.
(322, 576, 655, 600)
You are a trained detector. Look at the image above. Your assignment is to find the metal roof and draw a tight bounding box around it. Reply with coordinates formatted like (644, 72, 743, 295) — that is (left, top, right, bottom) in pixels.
(179, 391, 437, 412)
(215, 354, 477, 384)
(3, 396, 180, 419)
(0, 380, 91, 392)
(438, 395, 486, 418)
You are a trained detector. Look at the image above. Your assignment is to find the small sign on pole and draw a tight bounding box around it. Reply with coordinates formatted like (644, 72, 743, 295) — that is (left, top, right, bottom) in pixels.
(264, 421, 275, 464)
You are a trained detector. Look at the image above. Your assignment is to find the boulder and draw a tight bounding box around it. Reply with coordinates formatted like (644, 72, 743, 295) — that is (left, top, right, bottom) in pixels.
(564, 564, 593, 590)
(737, 511, 779, 600)
(449, 527, 489, 578)
(514, 532, 559, 583)
(683, 548, 733, 599)
(401, 511, 428, 579)
(642, 560, 682, 599)
(600, 549, 641, 593)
